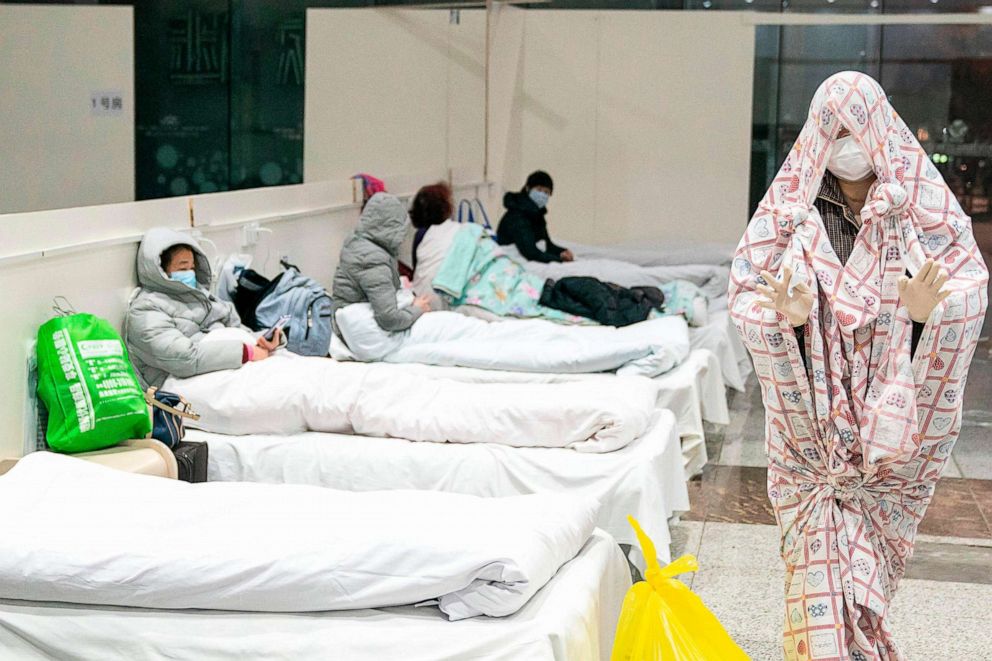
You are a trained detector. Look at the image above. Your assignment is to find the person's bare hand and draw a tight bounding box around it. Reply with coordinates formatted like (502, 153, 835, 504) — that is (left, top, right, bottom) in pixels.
(898, 258, 950, 323)
(251, 345, 270, 362)
(256, 328, 281, 352)
(414, 295, 432, 313)
(756, 266, 814, 327)
(560, 250, 575, 262)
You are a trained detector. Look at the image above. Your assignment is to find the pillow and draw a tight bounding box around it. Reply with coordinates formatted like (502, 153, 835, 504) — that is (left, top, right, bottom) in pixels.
(412, 220, 462, 298)
(334, 291, 414, 361)
(660, 280, 709, 327)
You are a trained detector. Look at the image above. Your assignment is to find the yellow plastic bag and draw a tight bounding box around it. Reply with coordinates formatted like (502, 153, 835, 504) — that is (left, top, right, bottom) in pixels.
(611, 516, 751, 661)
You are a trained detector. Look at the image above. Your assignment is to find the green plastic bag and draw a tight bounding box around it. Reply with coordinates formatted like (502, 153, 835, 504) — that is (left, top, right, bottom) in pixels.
(36, 313, 151, 453)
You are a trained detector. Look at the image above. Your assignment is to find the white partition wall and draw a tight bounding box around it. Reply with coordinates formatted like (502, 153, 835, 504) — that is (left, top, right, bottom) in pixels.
(304, 9, 486, 183)
(0, 5, 135, 214)
(0, 176, 487, 459)
(490, 9, 755, 245)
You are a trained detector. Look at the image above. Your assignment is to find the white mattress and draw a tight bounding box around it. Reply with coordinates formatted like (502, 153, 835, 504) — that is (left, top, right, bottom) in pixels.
(694, 294, 751, 393)
(0, 529, 630, 661)
(192, 409, 688, 567)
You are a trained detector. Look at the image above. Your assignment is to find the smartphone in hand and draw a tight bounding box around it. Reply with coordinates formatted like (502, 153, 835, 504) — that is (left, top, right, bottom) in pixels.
(263, 315, 292, 343)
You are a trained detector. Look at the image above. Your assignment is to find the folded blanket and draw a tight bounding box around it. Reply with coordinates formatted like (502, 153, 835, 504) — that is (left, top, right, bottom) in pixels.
(333, 307, 690, 379)
(0, 452, 599, 619)
(165, 352, 657, 452)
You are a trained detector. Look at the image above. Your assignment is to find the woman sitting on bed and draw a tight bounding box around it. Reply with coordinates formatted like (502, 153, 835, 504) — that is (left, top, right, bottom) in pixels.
(123, 228, 280, 389)
(409, 183, 708, 327)
(332, 192, 432, 335)
(410, 181, 461, 308)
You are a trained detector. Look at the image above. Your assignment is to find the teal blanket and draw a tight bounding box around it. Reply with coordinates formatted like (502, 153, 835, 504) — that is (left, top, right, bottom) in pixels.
(432, 224, 707, 325)
(432, 224, 586, 323)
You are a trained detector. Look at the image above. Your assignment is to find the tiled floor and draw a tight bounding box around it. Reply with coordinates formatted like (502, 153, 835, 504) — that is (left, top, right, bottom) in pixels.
(670, 521, 992, 660)
(682, 463, 992, 539)
(672, 329, 992, 660)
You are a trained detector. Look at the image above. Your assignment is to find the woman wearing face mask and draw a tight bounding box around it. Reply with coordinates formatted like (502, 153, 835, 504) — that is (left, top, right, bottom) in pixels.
(729, 72, 987, 660)
(124, 228, 279, 389)
(496, 170, 575, 263)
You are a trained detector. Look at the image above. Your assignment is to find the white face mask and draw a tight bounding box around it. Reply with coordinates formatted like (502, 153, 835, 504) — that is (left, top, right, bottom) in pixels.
(827, 135, 874, 182)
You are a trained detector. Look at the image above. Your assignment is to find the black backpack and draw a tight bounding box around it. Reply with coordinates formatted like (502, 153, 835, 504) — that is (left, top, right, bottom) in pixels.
(232, 269, 283, 331)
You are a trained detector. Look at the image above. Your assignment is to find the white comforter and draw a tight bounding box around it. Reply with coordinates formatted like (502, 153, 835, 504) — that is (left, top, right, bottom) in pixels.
(0, 452, 598, 620)
(0, 530, 630, 661)
(192, 408, 687, 569)
(332, 308, 690, 379)
(165, 352, 657, 453)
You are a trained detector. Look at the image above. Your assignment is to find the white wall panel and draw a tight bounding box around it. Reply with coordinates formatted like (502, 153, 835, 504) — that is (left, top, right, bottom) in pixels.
(0, 6, 134, 214)
(490, 10, 755, 245)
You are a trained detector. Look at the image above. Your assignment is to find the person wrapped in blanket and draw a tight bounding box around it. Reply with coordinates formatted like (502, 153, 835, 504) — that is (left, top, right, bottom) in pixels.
(123, 228, 282, 389)
(332, 193, 433, 338)
(410, 182, 708, 327)
(729, 72, 987, 659)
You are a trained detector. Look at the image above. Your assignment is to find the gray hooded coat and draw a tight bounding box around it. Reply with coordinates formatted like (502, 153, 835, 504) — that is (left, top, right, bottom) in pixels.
(123, 228, 245, 389)
(332, 193, 423, 332)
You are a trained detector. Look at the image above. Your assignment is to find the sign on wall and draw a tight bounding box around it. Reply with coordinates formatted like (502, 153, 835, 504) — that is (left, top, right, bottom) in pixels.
(90, 90, 125, 117)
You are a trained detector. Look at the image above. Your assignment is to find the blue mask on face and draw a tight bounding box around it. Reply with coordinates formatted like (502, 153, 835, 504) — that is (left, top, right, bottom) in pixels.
(169, 270, 197, 289)
(528, 189, 550, 209)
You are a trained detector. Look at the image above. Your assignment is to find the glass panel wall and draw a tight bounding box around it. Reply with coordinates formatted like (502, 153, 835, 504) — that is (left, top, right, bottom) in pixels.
(881, 24, 992, 221)
(134, 0, 232, 199)
(229, 0, 306, 190)
(134, 0, 306, 199)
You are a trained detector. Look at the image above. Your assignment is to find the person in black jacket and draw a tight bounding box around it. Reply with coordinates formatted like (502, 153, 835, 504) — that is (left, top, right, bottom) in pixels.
(496, 171, 575, 263)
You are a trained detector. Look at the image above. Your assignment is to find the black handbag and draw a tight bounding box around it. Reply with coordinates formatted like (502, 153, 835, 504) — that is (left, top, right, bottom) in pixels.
(145, 388, 200, 449)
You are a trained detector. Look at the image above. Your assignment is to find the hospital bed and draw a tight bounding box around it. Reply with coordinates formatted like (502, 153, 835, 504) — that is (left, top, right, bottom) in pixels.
(0, 529, 628, 661)
(412, 218, 749, 392)
(0, 453, 629, 661)
(502, 249, 750, 392)
(448, 295, 748, 394)
(328, 300, 731, 473)
(163, 354, 693, 564)
(191, 408, 687, 568)
(381, 348, 728, 478)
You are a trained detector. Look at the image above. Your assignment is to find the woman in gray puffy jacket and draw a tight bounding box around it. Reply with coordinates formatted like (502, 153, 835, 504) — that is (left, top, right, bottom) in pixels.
(123, 228, 279, 389)
(332, 193, 431, 334)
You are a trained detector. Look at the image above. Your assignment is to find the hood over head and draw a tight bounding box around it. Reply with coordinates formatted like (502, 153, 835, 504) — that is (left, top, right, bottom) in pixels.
(356, 193, 409, 255)
(136, 227, 212, 296)
(763, 71, 966, 253)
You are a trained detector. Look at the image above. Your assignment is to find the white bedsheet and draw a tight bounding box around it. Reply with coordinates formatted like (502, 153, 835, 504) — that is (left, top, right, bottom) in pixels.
(191, 409, 687, 567)
(568, 240, 737, 267)
(505, 246, 731, 300)
(0, 529, 629, 661)
(333, 307, 691, 379)
(692, 294, 749, 392)
(164, 353, 657, 453)
(0, 453, 596, 620)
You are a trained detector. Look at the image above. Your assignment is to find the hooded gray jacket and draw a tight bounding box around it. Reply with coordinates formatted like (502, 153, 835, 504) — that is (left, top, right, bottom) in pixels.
(123, 228, 245, 389)
(332, 193, 423, 332)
